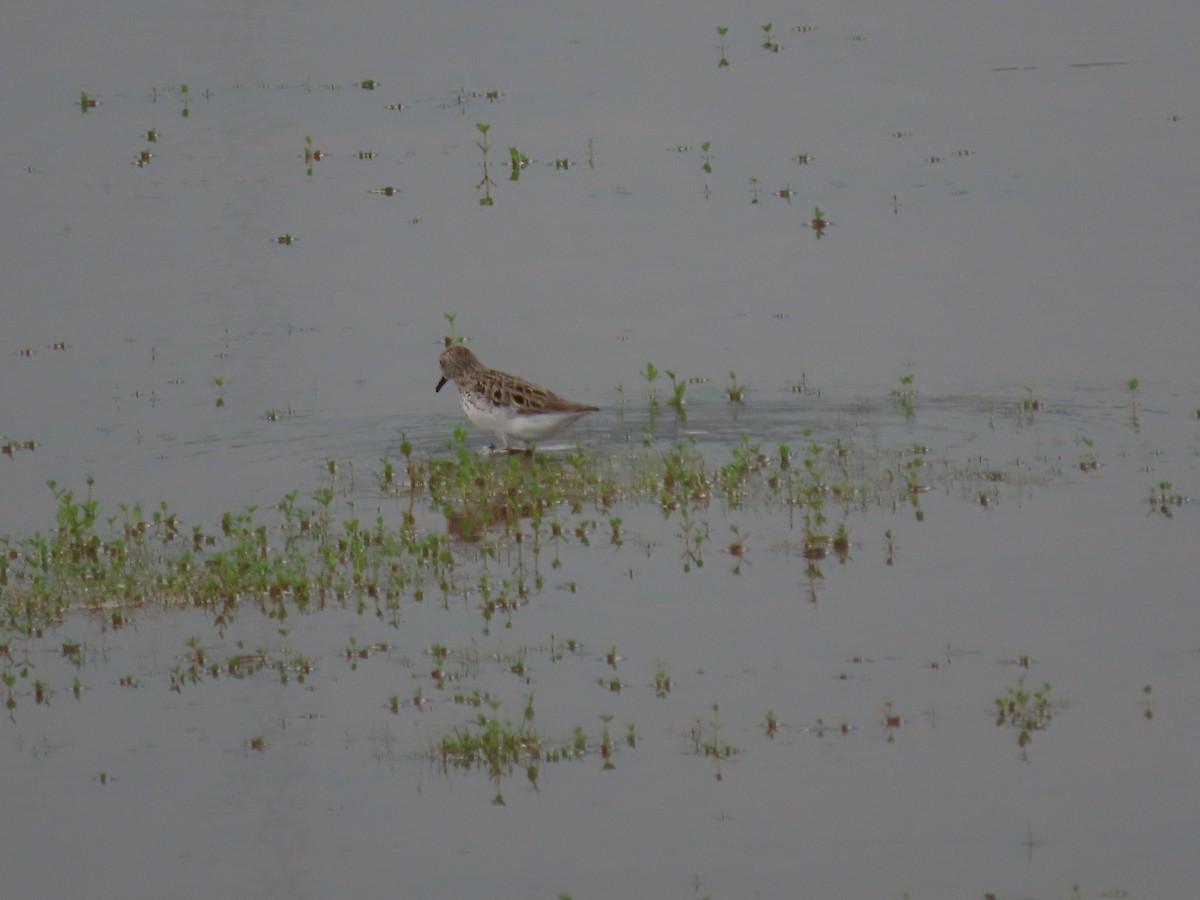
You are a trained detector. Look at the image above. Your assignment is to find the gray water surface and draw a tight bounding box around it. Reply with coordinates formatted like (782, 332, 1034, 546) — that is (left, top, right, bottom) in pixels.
(2, 1, 1198, 897)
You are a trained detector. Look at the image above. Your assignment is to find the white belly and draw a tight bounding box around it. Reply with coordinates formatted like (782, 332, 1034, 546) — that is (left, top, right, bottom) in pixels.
(462, 393, 589, 447)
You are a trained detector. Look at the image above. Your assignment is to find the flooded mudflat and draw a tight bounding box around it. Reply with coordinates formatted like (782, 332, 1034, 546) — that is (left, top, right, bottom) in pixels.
(3, 0, 1200, 897)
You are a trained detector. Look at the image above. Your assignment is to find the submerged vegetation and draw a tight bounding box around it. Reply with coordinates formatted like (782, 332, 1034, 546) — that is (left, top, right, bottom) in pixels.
(1, 418, 956, 638)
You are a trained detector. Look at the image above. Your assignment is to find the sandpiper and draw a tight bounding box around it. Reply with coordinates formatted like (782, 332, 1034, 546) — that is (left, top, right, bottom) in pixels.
(436, 344, 599, 449)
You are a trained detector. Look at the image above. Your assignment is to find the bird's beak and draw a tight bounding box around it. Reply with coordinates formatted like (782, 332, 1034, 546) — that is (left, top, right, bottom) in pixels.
(436, 376, 449, 393)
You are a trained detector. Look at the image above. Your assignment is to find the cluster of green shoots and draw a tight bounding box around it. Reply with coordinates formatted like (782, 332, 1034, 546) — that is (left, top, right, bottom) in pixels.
(473, 123, 541, 201)
(434, 693, 623, 805)
(1147, 480, 1188, 518)
(994, 676, 1055, 756)
(637, 362, 744, 418)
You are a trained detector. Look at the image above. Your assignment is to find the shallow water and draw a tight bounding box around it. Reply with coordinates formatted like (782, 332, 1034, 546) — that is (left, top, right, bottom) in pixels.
(3, 0, 1199, 897)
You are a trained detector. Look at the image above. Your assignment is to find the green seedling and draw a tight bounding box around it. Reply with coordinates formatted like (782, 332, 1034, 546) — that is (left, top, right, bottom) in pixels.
(599, 716, 615, 769)
(3, 668, 16, 713)
(641, 362, 659, 408)
(725, 370, 745, 403)
(608, 515, 623, 546)
(508, 146, 530, 179)
(831, 522, 851, 560)
(776, 442, 791, 470)
(689, 704, 736, 780)
(441, 311, 463, 347)
(700, 142, 712, 174)
(676, 506, 709, 571)
(890, 372, 915, 417)
(61, 638, 83, 665)
(883, 700, 901, 742)
(749, 175, 761, 204)
(303, 134, 327, 168)
(716, 25, 730, 67)
(80, 90, 99, 112)
(1075, 434, 1100, 471)
(180, 83, 189, 117)
(475, 123, 495, 204)
(727, 524, 748, 573)
(664, 370, 687, 417)
(718, 434, 764, 505)
(760, 23, 779, 52)
(212, 377, 225, 408)
(764, 710, 778, 738)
